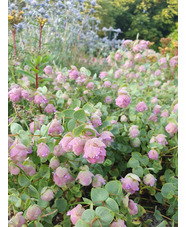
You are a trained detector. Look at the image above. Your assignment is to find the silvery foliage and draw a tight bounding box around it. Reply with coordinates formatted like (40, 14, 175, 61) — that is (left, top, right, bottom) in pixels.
(8, 0, 124, 58)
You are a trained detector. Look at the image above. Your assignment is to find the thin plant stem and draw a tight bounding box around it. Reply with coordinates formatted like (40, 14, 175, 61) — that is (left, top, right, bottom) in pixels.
(11, 29, 17, 58)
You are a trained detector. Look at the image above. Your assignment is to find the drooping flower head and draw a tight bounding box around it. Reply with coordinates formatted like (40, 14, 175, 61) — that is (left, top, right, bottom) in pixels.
(148, 150, 159, 160)
(34, 94, 48, 105)
(69, 67, 80, 80)
(104, 96, 113, 104)
(53, 145, 66, 156)
(67, 204, 85, 225)
(53, 167, 73, 187)
(26, 205, 41, 221)
(153, 105, 161, 114)
(41, 187, 54, 202)
(100, 131, 114, 146)
(37, 143, 50, 158)
(49, 156, 60, 170)
(23, 160, 36, 176)
(148, 114, 158, 122)
(156, 134, 168, 146)
(128, 125, 140, 138)
(121, 173, 140, 194)
(111, 219, 127, 227)
(135, 101, 148, 112)
(44, 104, 56, 113)
(9, 212, 26, 227)
(91, 114, 102, 128)
(116, 95, 131, 108)
(92, 174, 106, 188)
(29, 120, 41, 134)
(102, 80, 111, 88)
(59, 133, 74, 152)
(128, 199, 138, 215)
(86, 82, 94, 89)
(143, 174, 157, 187)
(68, 137, 85, 156)
(99, 71, 108, 79)
(123, 196, 138, 215)
(10, 144, 28, 162)
(8, 87, 22, 102)
(44, 65, 53, 75)
(21, 89, 33, 101)
(161, 110, 169, 117)
(83, 138, 107, 164)
(165, 123, 178, 135)
(48, 119, 63, 136)
(76, 165, 94, 186)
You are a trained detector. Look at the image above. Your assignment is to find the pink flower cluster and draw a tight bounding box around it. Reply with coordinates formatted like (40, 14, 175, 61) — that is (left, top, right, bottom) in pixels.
(8, 85, 33, 102)
(53, 167, 73, 187)
(67, 204, 85, 225)
(121, 173, 140, 194)
(135, 101, 148, 112)
(116, 94, 131, 108)
(123, 196, 138, 215)
(59, 130, 114, 164)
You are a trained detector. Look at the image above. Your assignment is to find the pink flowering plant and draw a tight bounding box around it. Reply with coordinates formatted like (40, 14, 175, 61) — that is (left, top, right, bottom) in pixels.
(8, 34, 178, 226)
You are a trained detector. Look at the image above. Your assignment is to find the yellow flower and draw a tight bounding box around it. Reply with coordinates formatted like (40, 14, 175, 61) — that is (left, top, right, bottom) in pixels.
(8, 15, 14, 21)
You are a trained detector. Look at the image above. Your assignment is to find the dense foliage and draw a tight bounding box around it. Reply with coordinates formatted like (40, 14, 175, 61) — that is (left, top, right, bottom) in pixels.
(8, 1, 178, 227)
(97, 0, 178, 50)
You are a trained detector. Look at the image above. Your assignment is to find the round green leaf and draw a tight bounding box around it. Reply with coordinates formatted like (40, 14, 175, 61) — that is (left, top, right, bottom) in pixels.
(161, 183, 176, 199)
(10, 123, 23, 134)
(82, 209, 95, 223)
(91, 188, 109, 206)
(73, 109, 87, 122)
(95, 207, 114, 225)
(105, 198, 119, 213)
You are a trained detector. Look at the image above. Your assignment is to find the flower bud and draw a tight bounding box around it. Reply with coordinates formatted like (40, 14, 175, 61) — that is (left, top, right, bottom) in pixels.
(135, 101, 148, 112)
(59, 133, 74, 152)
(116, 95, 131, 108)
(53, 145, 66, 156)
(9, 212, 26, 227)
(10, 144, 27, 162)
(68, 137, 85, 156)
(26, 205, 41, 221)
(128, 125, 140, 138)
(49, 156, 60, 170)
(37, 143, 50, 158)
(153, 105, 161, 114)
(120, 115, 127, 122)
(44, 104, 56, 113)
(48, 119, 63, 136)
(121, 173, 140, 194)
(29, 120, 41, 134)
(41, 187, 54, 201)
(99, 131, 114, 146)
(67, 204, 85, 225)
(92, 174, 105, 188)
(76, 166, 94, 186)
(111, 219, 126, 227)
(143, 174, 156, 187)
(53, 167, 73, 187)
(165, 123, 178, 135)
(44, 65, 53, 75)
(132, 137, 141, 147)
(34, 94, 48, 105)
(148, 150, 158, 160)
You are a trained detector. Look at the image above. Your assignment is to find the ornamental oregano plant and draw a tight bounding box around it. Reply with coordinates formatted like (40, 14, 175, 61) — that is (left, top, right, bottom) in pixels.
(8, 37, 178, 226)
